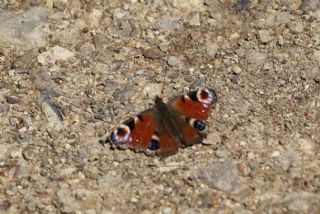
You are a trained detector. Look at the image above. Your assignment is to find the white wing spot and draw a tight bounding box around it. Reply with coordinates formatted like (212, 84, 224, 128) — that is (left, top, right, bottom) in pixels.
(197, 88, 213, 105)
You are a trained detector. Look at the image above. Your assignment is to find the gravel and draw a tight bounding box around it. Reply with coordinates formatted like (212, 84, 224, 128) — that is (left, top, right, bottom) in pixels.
(0, 0, 319, 213)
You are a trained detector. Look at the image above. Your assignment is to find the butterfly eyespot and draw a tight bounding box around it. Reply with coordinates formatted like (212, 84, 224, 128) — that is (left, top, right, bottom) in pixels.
(197, 88, 217, 105)
(189, 118, 206, 132)
(194, 120, 206, 131)
(148, 139, 160, 150)
(111, 125, 131, 144)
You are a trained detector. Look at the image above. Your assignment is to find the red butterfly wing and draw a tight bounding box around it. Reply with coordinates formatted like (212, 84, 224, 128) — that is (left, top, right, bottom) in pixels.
(169, 88, 217, 120)
(153, 131, 180, 156)
(110, 110, 180, 156)
(181, 121, 206, 145)
(169, 88, 217, 146)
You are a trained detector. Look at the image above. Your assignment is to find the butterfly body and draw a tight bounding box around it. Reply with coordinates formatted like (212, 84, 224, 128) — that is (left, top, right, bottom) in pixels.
(110, 88, 217, 156)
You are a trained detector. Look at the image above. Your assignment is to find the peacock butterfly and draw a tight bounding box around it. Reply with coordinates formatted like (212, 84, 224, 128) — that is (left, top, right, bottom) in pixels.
(108, 88, 217, 156)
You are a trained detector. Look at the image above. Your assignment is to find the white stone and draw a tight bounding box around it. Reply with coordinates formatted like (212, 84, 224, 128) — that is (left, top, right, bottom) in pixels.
(10, 148, 22, 158)
(38, 46, 74, 65)
(240, 141, 247, 146)
(204, 132, 221, 145)
(231, 65, 242, 74)
(314, 50, 320, 62)
(165, 0, 203, 10)
(0, 144, 10, 159)
(189, 13, 200, 26)
(271, 150, 280, 157)
(297, 138, 314, 154)
(247, 152, 255, 159)
(88, 9, 102, 28)
(143, 83, 163, 98)
(258, 29, 274, 43)
(113, 8, 126, 20)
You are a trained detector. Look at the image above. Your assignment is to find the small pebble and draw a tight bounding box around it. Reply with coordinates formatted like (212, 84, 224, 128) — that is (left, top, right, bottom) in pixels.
(215, 149, 230, 158)
(234, 0, 251, 12)
(142, 48, 165, 59)
(271, 150, 280, 157)
(5, 96, 20, 104)
(27, 201, 37, 212)
(190, 30, 201, 41)
(162, 207, 173, 214)
(8, 70, 15, 76)
(314, 75, 320, 84)
(287, 21, 304, 33)
(258, 29, 274, 43)
(247, 152, 255, 159)
(167, 56, 181, 66)
(240, 141, 247, 146)
(5, 184, 17, 196)
(130, 197, 138, 203)
(10, 149, 22, 158)
(231, 65, 242, 74)
(189, 13, 200, 26)
(245, 49, 267, 65)
(112, 89, 136, 101)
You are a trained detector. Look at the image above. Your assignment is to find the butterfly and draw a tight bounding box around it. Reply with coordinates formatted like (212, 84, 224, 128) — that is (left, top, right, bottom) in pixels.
(108, 88, 217, 156)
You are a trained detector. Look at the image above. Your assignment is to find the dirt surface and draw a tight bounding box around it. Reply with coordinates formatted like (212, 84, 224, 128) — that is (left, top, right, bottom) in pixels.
(0, 0, 320, 213)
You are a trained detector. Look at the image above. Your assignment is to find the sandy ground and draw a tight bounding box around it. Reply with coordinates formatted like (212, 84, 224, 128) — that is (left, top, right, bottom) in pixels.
(0, 0, 319, 213)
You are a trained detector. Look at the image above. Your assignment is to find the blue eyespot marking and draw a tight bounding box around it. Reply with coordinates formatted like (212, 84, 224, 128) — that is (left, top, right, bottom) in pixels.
(194, 120, 206, 131)
(148, 139, 160, 150)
